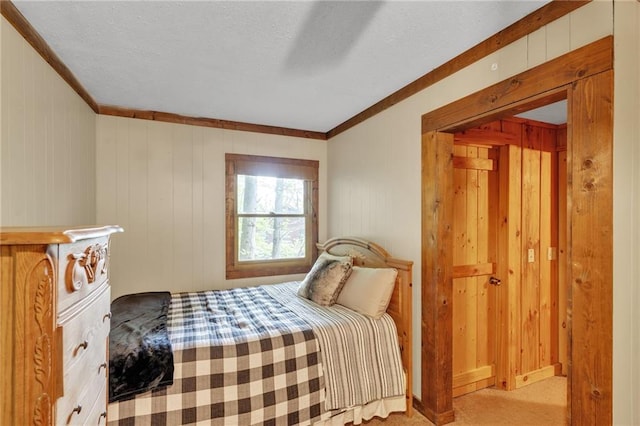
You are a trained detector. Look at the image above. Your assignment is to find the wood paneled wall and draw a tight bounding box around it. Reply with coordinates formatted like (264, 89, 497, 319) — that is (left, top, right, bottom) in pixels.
(96, 115, 327, 300)
(517, 121, 560, 386)
(1, 17, 96, 226)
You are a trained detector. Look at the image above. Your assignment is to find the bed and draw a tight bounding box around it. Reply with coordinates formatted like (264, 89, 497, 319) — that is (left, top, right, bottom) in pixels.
(107, 237, 413, 425)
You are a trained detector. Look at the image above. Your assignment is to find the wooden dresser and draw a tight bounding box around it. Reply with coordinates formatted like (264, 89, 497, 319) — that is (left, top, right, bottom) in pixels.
(0, 226, 123, 426)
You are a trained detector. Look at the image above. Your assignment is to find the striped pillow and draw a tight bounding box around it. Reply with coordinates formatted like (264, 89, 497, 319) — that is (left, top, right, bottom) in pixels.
(298, 252, 353, 306)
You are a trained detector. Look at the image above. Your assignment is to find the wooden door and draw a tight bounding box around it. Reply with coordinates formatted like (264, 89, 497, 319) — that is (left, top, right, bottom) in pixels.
(451, 144, 499, 397)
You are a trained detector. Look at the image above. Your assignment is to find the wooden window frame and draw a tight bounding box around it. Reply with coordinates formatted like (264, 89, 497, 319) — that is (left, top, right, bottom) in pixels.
(225, 154, 319, 279)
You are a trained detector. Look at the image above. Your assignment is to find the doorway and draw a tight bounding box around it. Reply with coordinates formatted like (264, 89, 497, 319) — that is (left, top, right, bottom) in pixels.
(420, 36, 613, 425)
(451, 115, 567, 398)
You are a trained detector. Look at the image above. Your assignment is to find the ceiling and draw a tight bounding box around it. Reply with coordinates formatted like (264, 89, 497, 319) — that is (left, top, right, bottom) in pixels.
(517, 100, 567, 125)
(13, 0, 552, 133)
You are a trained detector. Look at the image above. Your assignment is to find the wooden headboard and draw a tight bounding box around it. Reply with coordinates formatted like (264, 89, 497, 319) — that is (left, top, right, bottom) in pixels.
(316, 237, 413, 416)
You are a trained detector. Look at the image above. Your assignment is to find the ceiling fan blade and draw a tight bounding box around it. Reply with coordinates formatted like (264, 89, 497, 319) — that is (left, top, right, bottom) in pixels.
(284, 1, 384, 74)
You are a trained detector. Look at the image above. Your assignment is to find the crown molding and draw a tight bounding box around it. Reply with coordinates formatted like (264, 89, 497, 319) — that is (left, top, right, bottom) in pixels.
(98, 105, 327, 140)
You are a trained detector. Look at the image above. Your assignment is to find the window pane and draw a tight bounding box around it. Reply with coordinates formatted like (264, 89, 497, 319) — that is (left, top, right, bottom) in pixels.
(237, 217, 306, 261)
(237, 175, 304, 214)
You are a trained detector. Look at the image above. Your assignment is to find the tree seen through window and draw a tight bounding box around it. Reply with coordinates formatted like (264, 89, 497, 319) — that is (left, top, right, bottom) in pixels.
(237, 175, 306, 261)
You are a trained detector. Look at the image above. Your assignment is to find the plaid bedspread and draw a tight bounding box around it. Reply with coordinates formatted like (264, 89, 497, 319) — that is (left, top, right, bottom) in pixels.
(108, 286, 326, 425)
(264, 283, 405, 410)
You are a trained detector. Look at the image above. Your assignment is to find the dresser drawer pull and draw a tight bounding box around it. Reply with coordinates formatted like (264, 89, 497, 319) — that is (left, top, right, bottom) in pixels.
(98, 411, 107, 424)
(103, 312, 112, 322)
(74, 340, 89, 355)
(67, 404, 82, 422)
(99, 362, 108, 374)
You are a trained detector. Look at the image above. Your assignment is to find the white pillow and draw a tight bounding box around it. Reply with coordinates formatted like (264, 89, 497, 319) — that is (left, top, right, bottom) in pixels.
(298, 252, 353, 306)
(337, 266, 398, 319)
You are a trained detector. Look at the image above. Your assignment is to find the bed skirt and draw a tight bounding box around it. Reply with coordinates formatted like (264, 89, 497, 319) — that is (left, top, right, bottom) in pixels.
(314, 394, 406, 425)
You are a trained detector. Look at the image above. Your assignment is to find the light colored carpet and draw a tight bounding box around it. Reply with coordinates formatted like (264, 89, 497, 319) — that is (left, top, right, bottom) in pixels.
(362, 376, 567, 425)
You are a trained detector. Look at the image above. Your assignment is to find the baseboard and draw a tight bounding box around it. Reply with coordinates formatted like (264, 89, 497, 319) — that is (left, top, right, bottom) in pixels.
(515, 363, 561, 389)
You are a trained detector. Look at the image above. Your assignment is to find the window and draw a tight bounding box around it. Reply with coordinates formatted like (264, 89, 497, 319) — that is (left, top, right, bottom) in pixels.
(225, 154, 319, 279)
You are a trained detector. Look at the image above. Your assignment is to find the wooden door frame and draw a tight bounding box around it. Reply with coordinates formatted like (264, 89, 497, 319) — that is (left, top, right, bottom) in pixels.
(420, 36, 613, 425)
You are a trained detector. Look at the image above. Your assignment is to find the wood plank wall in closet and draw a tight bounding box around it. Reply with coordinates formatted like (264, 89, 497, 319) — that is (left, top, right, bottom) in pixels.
(453, 117, 566, 395)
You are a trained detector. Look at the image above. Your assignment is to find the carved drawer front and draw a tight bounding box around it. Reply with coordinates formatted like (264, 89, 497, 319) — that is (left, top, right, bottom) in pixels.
(57, 236, 111, 313)
(57, 285, 110, 425)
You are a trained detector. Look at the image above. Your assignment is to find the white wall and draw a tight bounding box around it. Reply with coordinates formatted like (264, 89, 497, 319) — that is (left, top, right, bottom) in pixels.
(613, 2, 640, 424)
(326, 0, 615, 405)
(0, 17, 96, 227)
(96, 115, 327, 300)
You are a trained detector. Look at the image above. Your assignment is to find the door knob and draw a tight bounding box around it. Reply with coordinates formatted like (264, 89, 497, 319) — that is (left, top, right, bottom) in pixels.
(489, 276, 501, 286)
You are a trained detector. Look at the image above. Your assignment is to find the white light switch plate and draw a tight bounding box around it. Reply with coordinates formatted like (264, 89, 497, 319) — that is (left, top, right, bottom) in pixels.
(528, 248, 535, 263)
